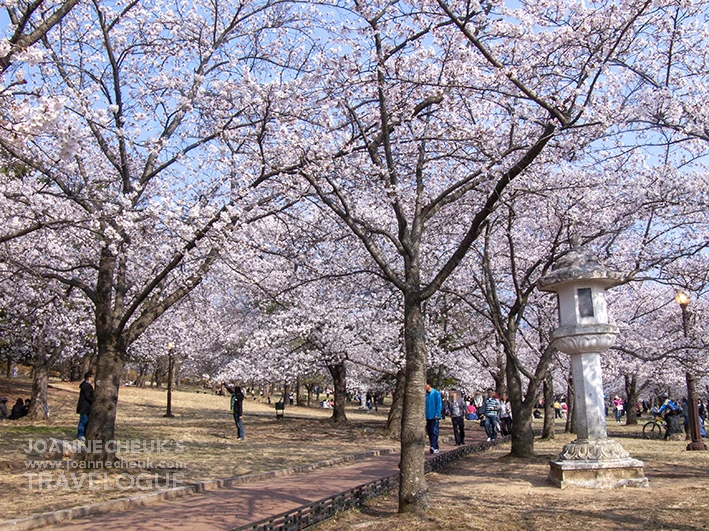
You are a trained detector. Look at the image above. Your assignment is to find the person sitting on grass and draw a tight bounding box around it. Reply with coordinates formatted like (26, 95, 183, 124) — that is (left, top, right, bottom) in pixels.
(0, 397, 8, 420)
(466, 403, 478, 421)
(9, 398, 26, 419)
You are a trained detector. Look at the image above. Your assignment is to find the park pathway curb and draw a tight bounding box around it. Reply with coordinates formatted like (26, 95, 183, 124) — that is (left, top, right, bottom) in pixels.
(236, 434, 510, 531)
(0, 446, 397, 531)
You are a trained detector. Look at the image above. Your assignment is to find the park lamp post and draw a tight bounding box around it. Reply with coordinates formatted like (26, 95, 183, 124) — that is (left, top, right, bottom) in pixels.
(164, 342, 175, 418)
(674, 291, 707, 451)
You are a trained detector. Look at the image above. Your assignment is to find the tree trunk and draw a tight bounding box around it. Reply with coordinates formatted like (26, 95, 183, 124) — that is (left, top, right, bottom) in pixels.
(398, 294, 429, 513)
(6, 354, 14, 378)
(85, 336, 125, 462)
(505, 339, 535, 457)
(542, 370, 555, 439)
(154, 360, 163, 388)
(565, 376, 576, 433)
(27, 332, 63, 421)
(27, 336, 51, 421)
(624, 373, 638, 426)
(492, 356, 507, 396)
(385, 368, 405, 439)
(28, 362, 49, 420)
(508, 391, 535, 457)
(135, 363, 148, 388)
(81, 349, 94, 378)
(327, 362, 348, 423)
(296, 376, 306, 406)
(70, 359, 83, 381)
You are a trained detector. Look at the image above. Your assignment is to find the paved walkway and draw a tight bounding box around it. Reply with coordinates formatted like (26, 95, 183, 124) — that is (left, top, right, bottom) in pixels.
(50, 432, 486, 531)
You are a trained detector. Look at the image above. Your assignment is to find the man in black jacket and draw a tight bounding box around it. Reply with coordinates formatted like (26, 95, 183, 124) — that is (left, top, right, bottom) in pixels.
(76, 371, 94, 441)
(224, 383, 245, 440)
(8, 398, 25, 419)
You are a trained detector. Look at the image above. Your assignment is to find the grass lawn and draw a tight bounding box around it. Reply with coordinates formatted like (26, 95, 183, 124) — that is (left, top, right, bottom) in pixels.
(315, 433, 709, 531)
(0, 376, 396, 520)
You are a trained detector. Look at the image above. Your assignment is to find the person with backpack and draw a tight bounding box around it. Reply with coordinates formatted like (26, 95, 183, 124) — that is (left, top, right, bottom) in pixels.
(483, 389, 502, 442)
(225, 383, 245, 440)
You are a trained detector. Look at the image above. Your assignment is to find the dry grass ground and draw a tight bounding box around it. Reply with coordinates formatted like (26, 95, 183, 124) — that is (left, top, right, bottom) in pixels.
(0, 377, 395, 520)
(315, 433, 709, 531)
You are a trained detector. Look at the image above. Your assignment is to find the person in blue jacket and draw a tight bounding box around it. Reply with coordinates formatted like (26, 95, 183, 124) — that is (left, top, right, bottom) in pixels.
(425, 379, 442, 454)
(658, 393, 682, 439)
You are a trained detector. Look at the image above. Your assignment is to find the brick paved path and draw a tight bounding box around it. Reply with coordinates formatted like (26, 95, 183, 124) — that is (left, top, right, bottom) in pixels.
(50, 432, 485, 531)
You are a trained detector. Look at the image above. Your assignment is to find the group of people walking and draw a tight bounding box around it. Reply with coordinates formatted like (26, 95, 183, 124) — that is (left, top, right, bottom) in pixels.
(425, 381, 511, 454)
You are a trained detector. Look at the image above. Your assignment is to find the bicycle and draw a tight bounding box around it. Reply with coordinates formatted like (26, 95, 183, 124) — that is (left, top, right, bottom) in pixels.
(642, 415, 666, 439)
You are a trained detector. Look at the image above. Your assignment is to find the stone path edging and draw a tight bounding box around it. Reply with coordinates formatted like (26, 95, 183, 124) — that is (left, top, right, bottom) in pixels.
(0, 446, 398, 531)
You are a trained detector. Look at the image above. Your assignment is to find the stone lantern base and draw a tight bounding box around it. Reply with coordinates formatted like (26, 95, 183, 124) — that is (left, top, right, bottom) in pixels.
(549, 458, 648, 489)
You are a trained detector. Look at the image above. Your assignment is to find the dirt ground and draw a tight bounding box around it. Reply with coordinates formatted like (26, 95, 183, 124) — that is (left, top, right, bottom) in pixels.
(0, 376, 397, 520)
(315, 434, 709, 531)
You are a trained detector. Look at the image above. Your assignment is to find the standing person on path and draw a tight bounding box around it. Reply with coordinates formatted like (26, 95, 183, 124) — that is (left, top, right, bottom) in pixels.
(472, 391, 483, 412)
(483, 389, 502, 442)
(76, 371, 94, 441)
(613, 396, 624, 423)
(425, 380, 442, 454)
(448, 388, 467, 446)
(226, 384, 245, 440)
(499, 393, 512, 437)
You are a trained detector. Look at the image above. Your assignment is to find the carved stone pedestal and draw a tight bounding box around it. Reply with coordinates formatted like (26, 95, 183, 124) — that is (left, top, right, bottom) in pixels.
(549, 458, 648, 489)
(557, 438, 629, 460)
(549, 438, 648, 489)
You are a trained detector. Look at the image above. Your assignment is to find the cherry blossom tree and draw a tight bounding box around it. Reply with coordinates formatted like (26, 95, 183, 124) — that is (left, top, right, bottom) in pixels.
(250, 0, 706, 510)
(0, 269, 93, 419)
(0, 0, 307, 460)
(0, 0, 80, 74)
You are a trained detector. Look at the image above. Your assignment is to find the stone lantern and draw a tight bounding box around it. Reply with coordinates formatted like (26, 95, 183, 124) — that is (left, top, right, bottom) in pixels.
(538, 243, 648, 489)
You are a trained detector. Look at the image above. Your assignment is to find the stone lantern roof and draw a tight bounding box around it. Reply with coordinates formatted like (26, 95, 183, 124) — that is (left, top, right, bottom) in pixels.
(538, 245, 625, 292)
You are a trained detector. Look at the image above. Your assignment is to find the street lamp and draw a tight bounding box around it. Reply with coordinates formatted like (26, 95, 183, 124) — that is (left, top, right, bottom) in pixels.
(164, 342, 175, 418)
(674, 292, 706, 451)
